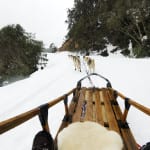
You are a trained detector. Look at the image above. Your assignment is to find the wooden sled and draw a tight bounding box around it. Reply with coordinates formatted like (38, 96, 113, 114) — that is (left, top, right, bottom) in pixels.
(0, 73, 150, 150)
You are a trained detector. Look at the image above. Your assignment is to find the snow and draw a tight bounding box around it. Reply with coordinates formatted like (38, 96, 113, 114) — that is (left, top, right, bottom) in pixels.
(0, 52, 150, 149)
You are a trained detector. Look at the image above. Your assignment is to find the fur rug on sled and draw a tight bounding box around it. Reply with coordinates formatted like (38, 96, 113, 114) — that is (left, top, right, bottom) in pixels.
(58, 121, 123, 150)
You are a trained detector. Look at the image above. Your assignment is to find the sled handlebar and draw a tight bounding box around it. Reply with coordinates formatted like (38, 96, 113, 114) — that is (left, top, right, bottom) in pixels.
(77, 73, 112, 88)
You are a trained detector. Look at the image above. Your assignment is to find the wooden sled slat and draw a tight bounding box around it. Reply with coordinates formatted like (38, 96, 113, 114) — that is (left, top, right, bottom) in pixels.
(72, 88, 86, 122)
(102, 89, 120, 133)
(92, 90, 97, 122)
(93, 90, 103, 125)
(84, 89, 93, 121)
(99, 90, 108, 126)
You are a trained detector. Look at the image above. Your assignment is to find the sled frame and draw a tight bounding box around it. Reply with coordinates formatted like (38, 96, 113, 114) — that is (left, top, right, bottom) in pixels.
(56, 87, 138, 150)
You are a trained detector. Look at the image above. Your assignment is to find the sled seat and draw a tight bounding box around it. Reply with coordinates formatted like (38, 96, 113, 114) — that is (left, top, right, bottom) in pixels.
(57, 87, 138, 150)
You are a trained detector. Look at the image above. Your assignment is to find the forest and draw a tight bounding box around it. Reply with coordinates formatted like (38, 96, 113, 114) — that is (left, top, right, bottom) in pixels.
(65, 0, 150, 57)
(1, 0, 150, 84)
(0, 24, 43, 85)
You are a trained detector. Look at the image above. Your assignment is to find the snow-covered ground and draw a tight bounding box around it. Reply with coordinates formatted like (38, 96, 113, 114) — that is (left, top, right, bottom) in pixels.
(0, 52, 150, 149)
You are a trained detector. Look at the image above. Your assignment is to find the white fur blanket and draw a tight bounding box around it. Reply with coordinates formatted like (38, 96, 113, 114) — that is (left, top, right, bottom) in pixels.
(58, 121, 123, 150)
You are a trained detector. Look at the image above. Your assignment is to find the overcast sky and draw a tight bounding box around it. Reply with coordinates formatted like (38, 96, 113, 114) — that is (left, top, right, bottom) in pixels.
(0, 0, 74, 48)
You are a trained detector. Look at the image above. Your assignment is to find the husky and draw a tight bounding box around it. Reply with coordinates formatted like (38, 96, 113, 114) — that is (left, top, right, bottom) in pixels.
(68, 55, 81, 72)
(83, 56, 95, 73)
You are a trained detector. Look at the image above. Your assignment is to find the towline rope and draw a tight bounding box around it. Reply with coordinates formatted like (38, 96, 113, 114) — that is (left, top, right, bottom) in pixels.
(81, 56, 95, 87)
